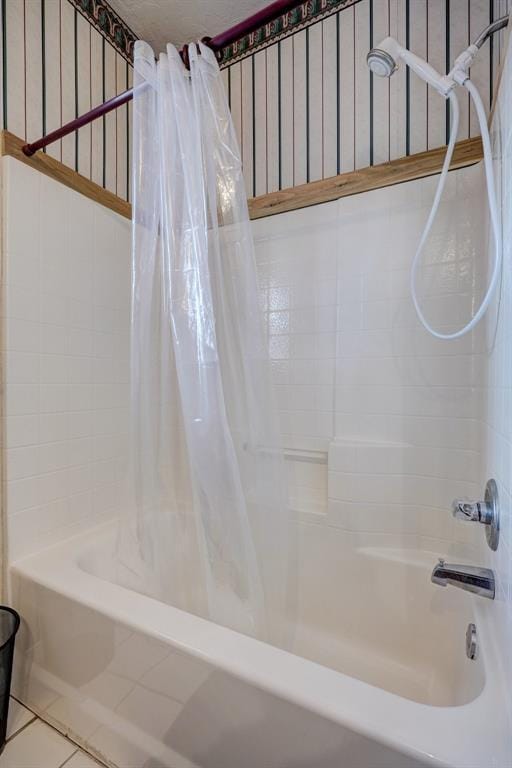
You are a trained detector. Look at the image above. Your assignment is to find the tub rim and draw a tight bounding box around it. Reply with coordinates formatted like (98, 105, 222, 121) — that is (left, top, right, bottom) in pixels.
(9, 520, 510, 768)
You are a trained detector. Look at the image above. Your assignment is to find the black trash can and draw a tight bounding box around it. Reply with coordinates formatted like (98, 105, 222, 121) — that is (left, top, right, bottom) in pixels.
(0, 607, 20, 752)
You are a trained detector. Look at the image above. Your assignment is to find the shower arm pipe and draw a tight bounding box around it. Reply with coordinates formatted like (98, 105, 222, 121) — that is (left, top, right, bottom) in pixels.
(21, 0, 304, 158)
(449, 14, 509, 83)
(474, 15, 509, 49)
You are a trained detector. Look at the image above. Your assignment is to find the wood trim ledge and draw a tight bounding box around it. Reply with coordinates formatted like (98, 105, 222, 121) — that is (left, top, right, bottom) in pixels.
(0, 131, 132, 220)
(247, 136, 483, 219)
(1, 130, 482, 223)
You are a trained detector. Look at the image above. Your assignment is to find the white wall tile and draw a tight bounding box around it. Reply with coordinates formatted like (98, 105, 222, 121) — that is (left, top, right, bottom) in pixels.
(253, 155, 484, 542)
(2, 157, 130, 562)
(480, 22, 512, 698)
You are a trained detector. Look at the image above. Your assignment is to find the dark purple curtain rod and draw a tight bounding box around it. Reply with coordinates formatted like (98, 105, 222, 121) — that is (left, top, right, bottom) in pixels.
(22, 0, 304, 157)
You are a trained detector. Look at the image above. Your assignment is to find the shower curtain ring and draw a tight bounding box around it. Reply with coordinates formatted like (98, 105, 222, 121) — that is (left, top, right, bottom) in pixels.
(181, 44, 191, 70)
(180, 38, 222, 70)
(201, 36, 224, 64)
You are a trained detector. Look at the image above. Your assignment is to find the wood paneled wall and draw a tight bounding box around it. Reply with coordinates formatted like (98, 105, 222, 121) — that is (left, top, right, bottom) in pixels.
(221, 0, 510, 198)
(0, 0, 133, 202)
(0, 0, 509, 205)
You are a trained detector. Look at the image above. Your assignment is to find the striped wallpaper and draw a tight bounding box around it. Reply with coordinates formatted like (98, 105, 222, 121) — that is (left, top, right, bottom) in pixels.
(0, 0, 133, 202)
(221, 0, 510, 198)
(0, 0, 509, 204)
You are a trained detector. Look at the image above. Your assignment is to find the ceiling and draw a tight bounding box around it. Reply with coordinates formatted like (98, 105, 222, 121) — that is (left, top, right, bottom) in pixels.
(108, 0, 271, 55)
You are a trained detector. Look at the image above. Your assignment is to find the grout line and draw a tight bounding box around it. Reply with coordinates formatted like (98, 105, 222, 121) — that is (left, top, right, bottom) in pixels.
(11, 694, 39, 722)
(10, 696, 108, 768)
(61, 744, 107, 768)
(6, 717, 35, 742)
(58, 750, 80, 768)
(6, 700, 36, 741)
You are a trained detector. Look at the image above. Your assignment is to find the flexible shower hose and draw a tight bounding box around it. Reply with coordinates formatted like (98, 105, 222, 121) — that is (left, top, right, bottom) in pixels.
(410, 82, 501, 339)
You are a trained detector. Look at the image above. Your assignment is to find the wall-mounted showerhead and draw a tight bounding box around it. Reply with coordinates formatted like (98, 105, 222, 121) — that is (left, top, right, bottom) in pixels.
(366, 48, 396, 78)
(366, 36, 453, 97)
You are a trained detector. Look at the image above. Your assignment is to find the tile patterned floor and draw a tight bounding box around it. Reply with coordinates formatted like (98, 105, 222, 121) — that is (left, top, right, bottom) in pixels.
(0, 698, 105, 768)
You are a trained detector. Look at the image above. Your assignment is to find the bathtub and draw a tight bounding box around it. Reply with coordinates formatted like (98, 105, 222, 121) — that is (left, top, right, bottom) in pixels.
(9, 520, 510, 768)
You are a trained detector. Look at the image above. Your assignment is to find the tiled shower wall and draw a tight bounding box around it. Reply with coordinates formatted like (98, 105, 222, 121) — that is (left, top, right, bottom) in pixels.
(0, 1, 507, 564)
(481, 20, 512, 716)
(1, 156, 131, 560)
(2, 153, 487, 560)
(222, 0, 509, 198)
(0, 0, 133, 201)
(252, 162, 486, 548)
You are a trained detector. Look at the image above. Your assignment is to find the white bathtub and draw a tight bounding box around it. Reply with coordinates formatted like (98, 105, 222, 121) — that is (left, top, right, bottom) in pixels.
(9, 521, 510, 768)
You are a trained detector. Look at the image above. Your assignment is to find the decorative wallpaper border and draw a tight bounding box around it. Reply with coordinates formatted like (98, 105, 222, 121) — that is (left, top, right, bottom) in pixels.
(66, 0, 363, 66)
(67, 0, 137, 62)
(220, 0, 362, 67)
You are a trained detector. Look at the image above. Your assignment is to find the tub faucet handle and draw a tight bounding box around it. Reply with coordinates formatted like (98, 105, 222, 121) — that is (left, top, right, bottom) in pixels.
(451, 480, 500, 552)
(451, 498, 493, 524)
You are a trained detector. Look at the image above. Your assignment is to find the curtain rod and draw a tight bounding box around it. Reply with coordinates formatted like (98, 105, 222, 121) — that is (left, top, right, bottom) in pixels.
(22, 0, 305, 158)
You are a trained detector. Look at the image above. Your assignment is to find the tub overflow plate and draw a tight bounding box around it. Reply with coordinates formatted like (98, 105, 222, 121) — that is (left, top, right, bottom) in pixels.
(466, 623, 478, 660)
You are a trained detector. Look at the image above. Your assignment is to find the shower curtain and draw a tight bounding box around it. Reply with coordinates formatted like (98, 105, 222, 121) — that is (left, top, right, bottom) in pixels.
(118, 40, 292, 644)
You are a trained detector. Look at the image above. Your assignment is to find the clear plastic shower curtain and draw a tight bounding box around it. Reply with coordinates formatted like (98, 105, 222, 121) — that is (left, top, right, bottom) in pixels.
(118, 40, 292, 644)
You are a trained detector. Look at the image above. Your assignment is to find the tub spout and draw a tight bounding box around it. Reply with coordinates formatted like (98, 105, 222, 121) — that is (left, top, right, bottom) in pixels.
(431, 558, 495, 599)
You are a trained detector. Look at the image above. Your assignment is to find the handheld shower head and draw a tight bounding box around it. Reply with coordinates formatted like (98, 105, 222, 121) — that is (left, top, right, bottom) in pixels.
(366, 48, 396, 77)
(367, 36, 401, 78)
(366, 36, 453, 97)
